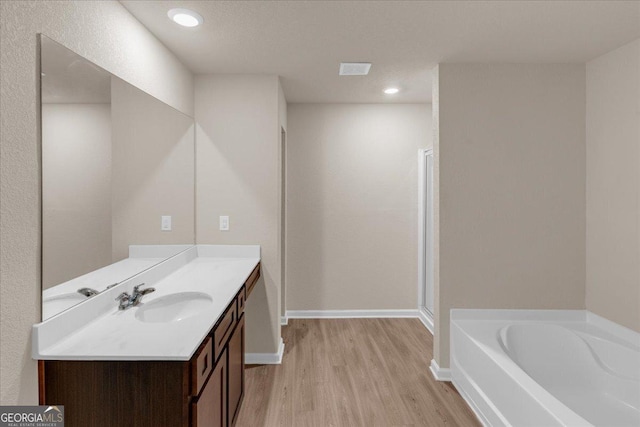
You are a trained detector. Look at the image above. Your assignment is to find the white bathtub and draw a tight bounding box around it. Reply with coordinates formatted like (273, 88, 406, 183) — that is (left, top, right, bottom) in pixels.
(450, 310, 640, 427)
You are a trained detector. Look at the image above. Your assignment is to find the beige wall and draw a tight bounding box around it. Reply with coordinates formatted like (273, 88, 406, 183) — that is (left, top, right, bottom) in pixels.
(195, 75, 282, 354)
(111, 77, 195, 261)
(42, 103, 113, 289)
(286, 103, 432, 310)
(0, 1, 193, 405)
(586, 39, 640, 332)
(434, 64, 586, 368)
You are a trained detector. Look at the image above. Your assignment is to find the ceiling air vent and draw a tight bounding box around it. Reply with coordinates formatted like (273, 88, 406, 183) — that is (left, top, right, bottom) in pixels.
(339, 62, 372, 76)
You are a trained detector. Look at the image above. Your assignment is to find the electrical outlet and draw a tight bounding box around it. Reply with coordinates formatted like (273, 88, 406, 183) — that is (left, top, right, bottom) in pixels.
(219, 215, 229, 231)
(161, 215, 172, 231)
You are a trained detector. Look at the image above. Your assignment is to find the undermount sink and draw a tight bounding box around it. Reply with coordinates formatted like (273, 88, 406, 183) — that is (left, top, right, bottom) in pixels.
(135, 292, 213, 323)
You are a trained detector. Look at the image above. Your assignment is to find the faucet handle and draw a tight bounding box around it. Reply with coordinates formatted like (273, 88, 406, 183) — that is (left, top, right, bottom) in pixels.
(134, 283, 155, 295)
(115, 292, 130, 301)
(115, 292, 132, 310)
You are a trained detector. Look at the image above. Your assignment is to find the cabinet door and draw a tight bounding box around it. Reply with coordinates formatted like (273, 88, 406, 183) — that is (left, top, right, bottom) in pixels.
(228, 314, 245, 426)
(191, 348, 227, 427)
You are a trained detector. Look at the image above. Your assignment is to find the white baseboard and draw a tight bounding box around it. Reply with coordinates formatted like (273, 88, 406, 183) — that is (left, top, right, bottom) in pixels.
(418, 308, 434, 334)
(281, 315, 288, 325)
(245, 337, 285, 364)
(286, 309, 420, 319)
(430, 359, 451, 381)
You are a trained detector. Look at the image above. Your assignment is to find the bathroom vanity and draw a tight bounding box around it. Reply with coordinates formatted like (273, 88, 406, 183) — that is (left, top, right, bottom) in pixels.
(33, 245, 261, 427)
(35, 36, 263, 427)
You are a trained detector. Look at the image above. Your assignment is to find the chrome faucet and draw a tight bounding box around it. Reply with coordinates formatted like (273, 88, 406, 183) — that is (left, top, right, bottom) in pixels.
(77, 287, 99, 297)
(115, 283, 155, 310)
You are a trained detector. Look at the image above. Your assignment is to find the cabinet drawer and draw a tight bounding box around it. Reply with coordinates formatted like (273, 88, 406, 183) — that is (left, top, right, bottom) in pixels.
(245, 263, 260, 296)
(191, 337, 213, 397)
(237, 286, 246, 315)
(213, 303, 236, 361)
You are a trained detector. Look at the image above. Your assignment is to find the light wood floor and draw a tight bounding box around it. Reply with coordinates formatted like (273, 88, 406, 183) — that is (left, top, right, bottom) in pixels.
(235, 318, 481, 427)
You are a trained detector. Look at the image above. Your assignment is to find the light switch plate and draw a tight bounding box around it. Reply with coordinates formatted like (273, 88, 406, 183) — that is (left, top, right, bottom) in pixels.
(161, 215, 172, 231)
(219, 215, 229, 231)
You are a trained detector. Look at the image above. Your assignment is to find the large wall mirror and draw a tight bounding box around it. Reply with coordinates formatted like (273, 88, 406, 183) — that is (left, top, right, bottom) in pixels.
(40, 35, 195, 320)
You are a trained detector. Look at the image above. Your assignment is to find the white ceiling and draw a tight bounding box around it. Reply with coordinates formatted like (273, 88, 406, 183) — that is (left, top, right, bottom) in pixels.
(121, 1, 640, 104)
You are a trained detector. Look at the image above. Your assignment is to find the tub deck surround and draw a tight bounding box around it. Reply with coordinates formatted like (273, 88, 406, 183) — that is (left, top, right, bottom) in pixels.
(450, 309, 640, 427)
(32, 245, 261, 361)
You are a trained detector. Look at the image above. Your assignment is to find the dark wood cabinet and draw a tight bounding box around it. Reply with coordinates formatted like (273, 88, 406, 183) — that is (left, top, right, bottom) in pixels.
(227, 314, 245, 426)
(213, 302, 237, 361)
(39, 263, 260, 427)
(40, 359, 190, 427)
(192, 338, 214, 396)
(192, 348, 226, 427)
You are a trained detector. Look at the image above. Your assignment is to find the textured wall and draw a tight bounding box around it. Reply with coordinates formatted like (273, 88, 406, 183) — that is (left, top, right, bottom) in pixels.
(42, 104, 113, 289)
(0, 1, 193, 404)
(195, 75, 282, 354)
(434, 64, 586, 368)
(586, 39, 640, 332)
(286, 103, 432, 311)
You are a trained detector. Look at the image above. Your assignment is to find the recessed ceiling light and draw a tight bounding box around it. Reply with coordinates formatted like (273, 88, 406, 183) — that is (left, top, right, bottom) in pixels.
(168, 8, 203, 28)
(384, 87, 400, 95)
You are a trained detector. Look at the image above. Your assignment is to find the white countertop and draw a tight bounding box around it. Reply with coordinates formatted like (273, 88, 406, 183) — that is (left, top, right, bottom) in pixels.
(42, 245, 193, 320)
(33, 245, 260, 361)
(42, 258, 165, 320)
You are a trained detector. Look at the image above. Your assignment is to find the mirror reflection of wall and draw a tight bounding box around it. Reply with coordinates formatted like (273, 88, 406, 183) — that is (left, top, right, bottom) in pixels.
(41, 39, 113, 288)
(40, 35, 195, 319)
